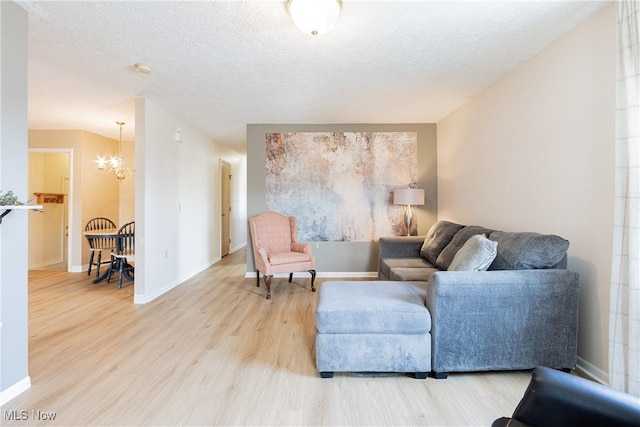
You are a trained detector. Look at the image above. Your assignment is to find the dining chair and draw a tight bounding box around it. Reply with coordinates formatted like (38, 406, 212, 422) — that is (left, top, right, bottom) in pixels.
(84, 217, 117, 279)
(106, 221, 135, 288)
(249, 211, 316, 299)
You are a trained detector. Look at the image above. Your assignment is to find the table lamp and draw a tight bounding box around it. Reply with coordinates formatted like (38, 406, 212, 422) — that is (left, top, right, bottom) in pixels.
(393, 188, 425, 236)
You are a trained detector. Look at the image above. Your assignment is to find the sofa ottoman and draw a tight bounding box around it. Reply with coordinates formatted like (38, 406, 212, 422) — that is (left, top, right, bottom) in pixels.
(315, 280, 431, 379)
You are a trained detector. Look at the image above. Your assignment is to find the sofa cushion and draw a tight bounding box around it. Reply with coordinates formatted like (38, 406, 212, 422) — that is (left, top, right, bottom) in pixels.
(420, 221, 464, 265)
(380, 257, 435, 280)
(448, 234, 498, 271)
(389, 266, 439, 281)
(316, 281, 430, 334)
(436, 225, 494, 269)
(488, 231, 570, 270)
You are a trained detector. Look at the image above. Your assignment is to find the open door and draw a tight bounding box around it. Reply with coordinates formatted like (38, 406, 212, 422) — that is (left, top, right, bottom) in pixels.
(221, 160, 231, 257)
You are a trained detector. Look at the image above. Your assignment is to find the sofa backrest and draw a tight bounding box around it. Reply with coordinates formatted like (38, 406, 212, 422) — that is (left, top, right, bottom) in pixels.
(420, 221, 464, 267)
(487, 230, 570, 270)
(420, 221, 570, 271)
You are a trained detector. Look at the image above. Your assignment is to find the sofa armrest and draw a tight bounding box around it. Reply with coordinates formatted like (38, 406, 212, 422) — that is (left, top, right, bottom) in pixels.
(426, 269, 580, 373)
(378, 236, 424, 259)
(494, 366, 640, 427)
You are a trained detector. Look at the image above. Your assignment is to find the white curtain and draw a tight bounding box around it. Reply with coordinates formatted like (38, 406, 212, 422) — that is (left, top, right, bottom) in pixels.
(609, 0, 640, 397)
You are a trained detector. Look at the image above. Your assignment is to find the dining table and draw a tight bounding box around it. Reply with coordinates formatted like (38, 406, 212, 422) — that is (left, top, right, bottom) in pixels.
(83, 228, 134, 284)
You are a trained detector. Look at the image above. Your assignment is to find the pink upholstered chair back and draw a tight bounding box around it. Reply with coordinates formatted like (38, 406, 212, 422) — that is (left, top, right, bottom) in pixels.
(250, 211, 294, 254)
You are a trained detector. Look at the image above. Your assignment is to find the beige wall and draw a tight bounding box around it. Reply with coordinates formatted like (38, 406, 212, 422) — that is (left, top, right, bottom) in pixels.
(29, 130, 122, 270)
(437, 5, 616, 382)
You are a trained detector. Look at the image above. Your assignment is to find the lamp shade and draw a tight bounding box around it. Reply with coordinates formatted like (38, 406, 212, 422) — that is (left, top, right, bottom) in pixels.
(287, 0, 342, 36)
(393, 188, 425, 206)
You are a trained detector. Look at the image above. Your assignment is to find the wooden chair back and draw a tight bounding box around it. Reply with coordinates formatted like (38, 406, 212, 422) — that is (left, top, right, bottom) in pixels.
(85, 217, 117, 250)
(116, 221, 135, 256)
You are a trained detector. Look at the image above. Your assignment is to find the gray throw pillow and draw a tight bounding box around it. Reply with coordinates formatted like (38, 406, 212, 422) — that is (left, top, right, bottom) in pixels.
(420, 221, 464, 265)
(488, 231, 570, 270)
(448, 234, 498, 271)
(436, 225, 493, 270)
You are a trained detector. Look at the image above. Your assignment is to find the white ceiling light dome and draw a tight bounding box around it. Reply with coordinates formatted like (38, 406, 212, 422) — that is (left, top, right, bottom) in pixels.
(286, 0, 342, 36)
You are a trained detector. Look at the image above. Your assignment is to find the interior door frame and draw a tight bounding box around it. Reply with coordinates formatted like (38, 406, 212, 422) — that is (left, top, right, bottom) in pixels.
(29, 148, 74, 272)
(220, 159, 231, 257)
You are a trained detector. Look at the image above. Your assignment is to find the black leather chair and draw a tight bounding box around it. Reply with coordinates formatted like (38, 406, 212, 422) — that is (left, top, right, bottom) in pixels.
(492, 366, 640, 427)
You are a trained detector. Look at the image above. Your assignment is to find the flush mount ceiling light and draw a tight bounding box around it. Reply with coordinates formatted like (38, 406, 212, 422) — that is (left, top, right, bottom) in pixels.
(286, 0, 342, 36)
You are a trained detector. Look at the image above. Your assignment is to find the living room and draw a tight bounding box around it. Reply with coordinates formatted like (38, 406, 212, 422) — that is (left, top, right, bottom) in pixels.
(2, 0, 637, 421)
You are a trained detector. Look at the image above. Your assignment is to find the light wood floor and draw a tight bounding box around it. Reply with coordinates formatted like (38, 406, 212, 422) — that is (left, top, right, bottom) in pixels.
(2, 248, 532, 426)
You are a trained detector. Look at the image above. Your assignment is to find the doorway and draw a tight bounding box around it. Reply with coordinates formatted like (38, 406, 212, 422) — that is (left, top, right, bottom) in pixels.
(28, 149, 72, 271)
(221, 160, 231, 257)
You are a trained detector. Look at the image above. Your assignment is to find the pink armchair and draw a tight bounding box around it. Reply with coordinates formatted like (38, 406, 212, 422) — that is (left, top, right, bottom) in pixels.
(249, 211, 316, 299)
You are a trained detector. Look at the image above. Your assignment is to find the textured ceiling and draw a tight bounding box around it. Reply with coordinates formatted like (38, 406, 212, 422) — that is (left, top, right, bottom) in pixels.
(17, 0, 610, 154)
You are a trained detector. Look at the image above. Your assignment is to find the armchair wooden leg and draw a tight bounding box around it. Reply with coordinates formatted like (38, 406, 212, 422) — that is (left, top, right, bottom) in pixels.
(264, 275, 273, 299)
(309, 269, 316, 292)
(256, 270, 260, 287)
(289, 273, 293, 282)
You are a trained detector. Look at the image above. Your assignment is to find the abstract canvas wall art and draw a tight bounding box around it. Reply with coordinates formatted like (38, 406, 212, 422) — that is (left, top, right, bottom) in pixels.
(265, 132, 418, 242)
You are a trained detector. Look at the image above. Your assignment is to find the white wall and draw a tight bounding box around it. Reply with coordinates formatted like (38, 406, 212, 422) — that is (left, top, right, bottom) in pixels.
(0, 0, 30, 403)
(134, 98, 246, 304)
(437, 5, 616, 382)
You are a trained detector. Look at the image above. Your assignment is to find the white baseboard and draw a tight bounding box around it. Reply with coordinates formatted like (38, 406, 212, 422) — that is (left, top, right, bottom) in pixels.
(317, 272, 378, 278)
(28, 263, 83, 273)
(244, 271, 378, 279)
(576, 356, 609, 385)
(134, 285, 176, 305)
(230, 243, 246, 254)
(0, 376, 31, 406)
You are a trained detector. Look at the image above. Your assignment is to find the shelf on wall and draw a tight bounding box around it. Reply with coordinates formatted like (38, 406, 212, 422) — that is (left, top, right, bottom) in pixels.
(0, 205, 44, 224)
(33, 193, 65, 204)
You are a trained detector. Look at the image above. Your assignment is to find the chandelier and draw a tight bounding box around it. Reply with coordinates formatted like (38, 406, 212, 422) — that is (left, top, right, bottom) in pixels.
(97, 121, 132, 180)
(286, 0, 342, 36)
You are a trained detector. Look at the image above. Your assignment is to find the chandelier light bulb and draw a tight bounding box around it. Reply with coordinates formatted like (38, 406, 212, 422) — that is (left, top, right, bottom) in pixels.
(96, 157, 107, 171)
(110, 156, 122, 169)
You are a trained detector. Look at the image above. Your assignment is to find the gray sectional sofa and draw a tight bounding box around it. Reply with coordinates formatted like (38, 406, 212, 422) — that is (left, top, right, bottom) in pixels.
(375, 220, 580, 377)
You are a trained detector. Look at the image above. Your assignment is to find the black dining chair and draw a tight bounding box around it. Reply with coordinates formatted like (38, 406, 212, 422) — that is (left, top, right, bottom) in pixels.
(107, 221, 135, 288)
(85, 217, 117, 279)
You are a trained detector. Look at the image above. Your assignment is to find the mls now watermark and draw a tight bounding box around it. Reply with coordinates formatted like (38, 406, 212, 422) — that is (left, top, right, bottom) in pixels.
(4, 410, 57, 421)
